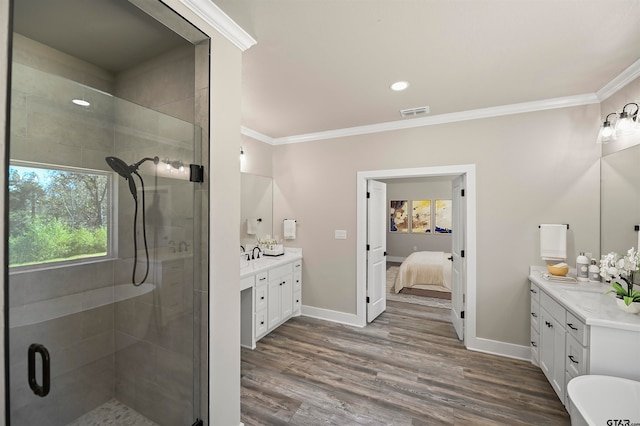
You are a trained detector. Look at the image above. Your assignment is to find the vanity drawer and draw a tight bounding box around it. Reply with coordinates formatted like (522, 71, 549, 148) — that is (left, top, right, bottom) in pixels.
(269, 263, 293, 280)
(530, 282, 540, 303)
(293, 259, 302, 272)
(255, 310, 268, 338)
(541, 291, 565, 324)
(566, 334, 588, 377)
(531, 298, 540, 332)
(255, 272, 268, 286)
(293, 290, 301, 313)
(293, 271, 302, 292)
(530, 325, 540, 364)
(255, 283, 268, 312)
(565, 311, 588, 346)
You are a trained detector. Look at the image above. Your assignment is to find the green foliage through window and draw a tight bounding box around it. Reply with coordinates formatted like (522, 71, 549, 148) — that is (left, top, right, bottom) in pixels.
(9, 163, 110, 268)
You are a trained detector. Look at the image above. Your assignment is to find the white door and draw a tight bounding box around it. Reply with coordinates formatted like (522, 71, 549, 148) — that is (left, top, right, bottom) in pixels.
(367, 180, 387, 322)
(451, 175, 466, 340)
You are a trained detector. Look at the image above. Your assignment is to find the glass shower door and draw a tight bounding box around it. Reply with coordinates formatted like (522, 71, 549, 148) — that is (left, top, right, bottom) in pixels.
(6, 0, 209, 421)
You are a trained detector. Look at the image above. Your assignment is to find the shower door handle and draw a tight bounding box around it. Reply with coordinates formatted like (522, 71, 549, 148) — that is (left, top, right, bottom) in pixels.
(28, 343, 50, 397)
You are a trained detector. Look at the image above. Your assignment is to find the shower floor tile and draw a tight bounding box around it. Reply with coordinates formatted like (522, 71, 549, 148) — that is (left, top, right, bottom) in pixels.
(66, 399, 159, 426)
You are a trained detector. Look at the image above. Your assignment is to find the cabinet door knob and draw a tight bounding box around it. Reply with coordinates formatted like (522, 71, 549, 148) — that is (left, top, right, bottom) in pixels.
(567, 323, 578, 331)
(260, 321, 264, 325)
(530, 289, 537, 294)
(568, 355, 579, 364)
(531, 312, 537, 318)
(531, 341, 537, 347)
(260, 296, 264, 300)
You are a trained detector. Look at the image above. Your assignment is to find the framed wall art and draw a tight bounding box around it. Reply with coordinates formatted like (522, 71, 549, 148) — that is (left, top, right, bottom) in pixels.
(411, 200, 431, 233)
(389, 200, 409, 233)
(435, 199, 452, 234)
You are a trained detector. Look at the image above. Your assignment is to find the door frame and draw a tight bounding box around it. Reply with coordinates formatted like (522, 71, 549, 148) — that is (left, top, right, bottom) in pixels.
(356, 164, 477, 349)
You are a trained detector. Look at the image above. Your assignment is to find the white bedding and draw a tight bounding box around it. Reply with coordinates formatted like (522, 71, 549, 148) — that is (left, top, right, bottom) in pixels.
(393, 251, 452, 294)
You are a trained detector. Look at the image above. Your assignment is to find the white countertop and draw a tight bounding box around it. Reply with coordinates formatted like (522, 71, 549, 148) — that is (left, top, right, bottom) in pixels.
(529, 266, 640, 332)
(240, 248, 303, 280)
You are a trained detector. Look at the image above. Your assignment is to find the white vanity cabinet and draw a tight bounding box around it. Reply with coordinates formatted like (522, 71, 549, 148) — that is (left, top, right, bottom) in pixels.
(529, 269, 640, 407)
(268, 263, 293, 329)
(241, 251, 302, 349)
(538, 289, 569, 403)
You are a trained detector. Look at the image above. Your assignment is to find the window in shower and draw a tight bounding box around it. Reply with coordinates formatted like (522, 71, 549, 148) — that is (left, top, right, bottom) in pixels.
(8, 161, 114, 269)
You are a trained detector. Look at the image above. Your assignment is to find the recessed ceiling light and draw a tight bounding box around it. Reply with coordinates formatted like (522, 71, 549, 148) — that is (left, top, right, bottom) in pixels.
(72, 99, 90, 107)
(390, 81, 409, 91)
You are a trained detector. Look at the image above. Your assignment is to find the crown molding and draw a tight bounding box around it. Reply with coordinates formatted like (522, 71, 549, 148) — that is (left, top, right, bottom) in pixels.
(596, 57, 640, 102)
(241, 126, 273, 144)
(252, 94, 599, 145)
(177, 0, 256, 51)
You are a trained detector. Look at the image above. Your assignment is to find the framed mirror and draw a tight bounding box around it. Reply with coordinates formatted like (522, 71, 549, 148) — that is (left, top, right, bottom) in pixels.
(241, 173, 273, 246)
(600, 144, 640, 256)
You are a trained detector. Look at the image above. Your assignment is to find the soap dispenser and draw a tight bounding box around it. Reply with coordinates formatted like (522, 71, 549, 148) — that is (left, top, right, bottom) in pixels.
(589, 259, 600, 282)
(576, 252, 589, 282)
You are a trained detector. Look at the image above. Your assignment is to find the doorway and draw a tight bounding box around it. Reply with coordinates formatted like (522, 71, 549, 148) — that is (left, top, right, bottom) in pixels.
(356, 165, 477, 348)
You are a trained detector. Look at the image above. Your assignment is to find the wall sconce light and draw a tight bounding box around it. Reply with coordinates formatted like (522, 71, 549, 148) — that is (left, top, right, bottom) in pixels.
(163, 158, 186, 174)
(598, 102, 640, 144)
(615, 102, 639, 136)
(597, 112, 617, 144)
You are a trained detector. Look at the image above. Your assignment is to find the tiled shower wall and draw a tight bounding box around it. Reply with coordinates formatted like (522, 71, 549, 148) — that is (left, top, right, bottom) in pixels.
(9, 30, 208, 426)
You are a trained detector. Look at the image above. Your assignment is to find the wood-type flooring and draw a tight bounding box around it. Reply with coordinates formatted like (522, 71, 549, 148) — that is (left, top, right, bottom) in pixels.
(241, 300, 570, 425)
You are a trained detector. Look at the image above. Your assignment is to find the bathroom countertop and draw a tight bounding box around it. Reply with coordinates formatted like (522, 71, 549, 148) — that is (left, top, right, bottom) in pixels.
(529, 267, 640, 332)
(240, 248, 303, 280)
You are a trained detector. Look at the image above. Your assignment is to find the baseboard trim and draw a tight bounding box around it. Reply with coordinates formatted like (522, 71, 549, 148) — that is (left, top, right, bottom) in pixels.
(466, 337, 531, 361)
(301, 305, 363, 328)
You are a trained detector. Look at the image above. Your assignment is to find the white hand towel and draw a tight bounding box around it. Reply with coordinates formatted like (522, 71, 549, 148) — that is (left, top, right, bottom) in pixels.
(283, 219, 296, 240)
(540, 224, 567, 261)
(246, 218, 258, 235)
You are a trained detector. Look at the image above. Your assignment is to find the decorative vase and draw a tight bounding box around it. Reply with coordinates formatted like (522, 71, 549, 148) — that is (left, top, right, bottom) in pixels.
(615, 298, 640, 314)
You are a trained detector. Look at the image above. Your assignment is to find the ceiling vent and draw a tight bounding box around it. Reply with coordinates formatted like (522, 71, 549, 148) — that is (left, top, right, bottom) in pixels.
(400, 106, 430, 118)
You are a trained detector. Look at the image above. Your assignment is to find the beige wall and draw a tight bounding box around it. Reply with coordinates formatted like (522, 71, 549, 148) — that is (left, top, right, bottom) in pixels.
(273, 104, 602, 346)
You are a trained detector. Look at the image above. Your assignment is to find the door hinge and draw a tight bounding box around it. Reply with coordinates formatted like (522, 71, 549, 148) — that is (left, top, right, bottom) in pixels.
(384, 251, 387, 256)
(189, 164, 204, 183)
(367, 244, 370, 251)
(461, 311, 465, 319)
(367, 191, 370, 199)
(366, 296, 370, 303)
(461, 189, 465, 197)
(461, 250, 465, 258)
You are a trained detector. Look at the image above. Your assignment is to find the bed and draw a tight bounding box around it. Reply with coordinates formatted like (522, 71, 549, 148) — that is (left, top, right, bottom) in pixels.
(393, 251, 452, 294)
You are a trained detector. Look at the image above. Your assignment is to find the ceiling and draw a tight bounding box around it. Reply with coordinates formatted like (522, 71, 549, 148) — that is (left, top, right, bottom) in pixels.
(214, 0, 640, 140)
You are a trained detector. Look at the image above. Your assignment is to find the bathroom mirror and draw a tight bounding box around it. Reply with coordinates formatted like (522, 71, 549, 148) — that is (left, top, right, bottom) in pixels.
(241, 173, 273, 246)
(600, 143, 640, 255)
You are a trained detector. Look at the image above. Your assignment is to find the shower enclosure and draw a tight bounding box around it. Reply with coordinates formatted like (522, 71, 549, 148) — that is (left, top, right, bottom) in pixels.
(5, 1, 210, 425)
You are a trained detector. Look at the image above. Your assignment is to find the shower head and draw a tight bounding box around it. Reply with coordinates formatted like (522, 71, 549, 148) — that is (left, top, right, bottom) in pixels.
(105, 156, 159, 201)
(105, 156, 132, 180)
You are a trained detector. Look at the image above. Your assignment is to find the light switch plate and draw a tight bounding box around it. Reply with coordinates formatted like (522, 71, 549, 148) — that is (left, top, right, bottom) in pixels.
(335, 230, 347, 240)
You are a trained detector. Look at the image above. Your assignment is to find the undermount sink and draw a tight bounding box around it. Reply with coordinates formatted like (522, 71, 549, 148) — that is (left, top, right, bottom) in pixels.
(557, 287, 610, 312)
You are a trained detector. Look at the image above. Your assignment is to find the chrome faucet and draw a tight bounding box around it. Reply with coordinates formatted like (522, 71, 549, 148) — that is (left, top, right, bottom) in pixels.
(252, 246, 262, 260)
(178, 241, 189, 252)
(168, 240, 176, 253)
(240, 245, 245, 253)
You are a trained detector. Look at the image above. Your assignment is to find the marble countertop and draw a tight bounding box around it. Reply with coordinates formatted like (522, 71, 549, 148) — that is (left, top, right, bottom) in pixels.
(529, 266, 640, 332)
(240, 248, 302, 280)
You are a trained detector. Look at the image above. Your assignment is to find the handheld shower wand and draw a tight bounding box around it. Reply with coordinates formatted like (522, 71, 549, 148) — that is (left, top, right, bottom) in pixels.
(105, 156, 159, 286)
